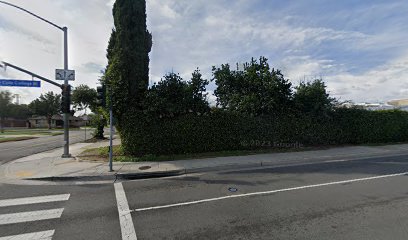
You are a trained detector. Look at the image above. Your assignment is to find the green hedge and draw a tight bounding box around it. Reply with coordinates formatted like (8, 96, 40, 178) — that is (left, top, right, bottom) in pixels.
(119, 108, 408, 156)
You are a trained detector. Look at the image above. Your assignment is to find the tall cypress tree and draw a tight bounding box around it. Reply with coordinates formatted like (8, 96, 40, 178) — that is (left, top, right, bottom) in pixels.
(106, 0, 152, 121)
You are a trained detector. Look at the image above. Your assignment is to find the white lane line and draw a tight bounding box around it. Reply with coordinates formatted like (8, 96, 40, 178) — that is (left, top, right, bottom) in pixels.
(0, 194, 70, 208)
(133, 171, 408, 212)
(114, 183, 137, 240)
(324, 159, 348, 163)
(0, 230, 54, 240)
(0, 208, 64, 225)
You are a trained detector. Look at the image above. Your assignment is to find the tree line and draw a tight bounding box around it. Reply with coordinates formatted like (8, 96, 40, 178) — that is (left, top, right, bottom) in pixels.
(0, 85, 97, 131)
(137, 56, 335, 119)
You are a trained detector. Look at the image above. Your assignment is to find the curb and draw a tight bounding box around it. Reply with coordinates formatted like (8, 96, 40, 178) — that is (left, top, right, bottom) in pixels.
(25, 175, 116, 182)
(25, 169, 185, 182)
(117, 169, 185, 180)
(21, 151, 408, 183)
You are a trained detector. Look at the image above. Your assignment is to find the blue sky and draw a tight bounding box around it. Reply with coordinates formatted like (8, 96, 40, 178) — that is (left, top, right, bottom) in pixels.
(1, 0, 408, 105)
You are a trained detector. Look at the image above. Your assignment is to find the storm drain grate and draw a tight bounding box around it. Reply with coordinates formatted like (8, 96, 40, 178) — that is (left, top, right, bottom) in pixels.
(139, 166, 152, 170)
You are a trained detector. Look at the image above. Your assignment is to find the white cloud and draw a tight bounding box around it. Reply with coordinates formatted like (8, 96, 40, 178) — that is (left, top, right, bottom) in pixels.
(0, 0, 113, 103)
(149, 0, 179, 19)
(0, 0, 407, 106)
(326, 51, 408, 102)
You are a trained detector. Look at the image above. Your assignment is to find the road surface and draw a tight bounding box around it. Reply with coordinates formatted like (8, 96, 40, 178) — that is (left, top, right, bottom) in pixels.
(0, 130, 93, 164)
(1, 153, 408, 239)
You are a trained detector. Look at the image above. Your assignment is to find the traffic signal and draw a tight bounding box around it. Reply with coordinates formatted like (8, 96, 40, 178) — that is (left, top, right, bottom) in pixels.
(96, 84, 106, 108)
(61, 84, 71, 113)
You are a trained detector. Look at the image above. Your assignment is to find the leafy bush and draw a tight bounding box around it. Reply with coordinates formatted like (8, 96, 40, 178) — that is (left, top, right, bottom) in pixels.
(212, 57, 293, 116)
(143, 70, 210, 118)
(114, 55, 408, 156)
(294, 79, 336, 117)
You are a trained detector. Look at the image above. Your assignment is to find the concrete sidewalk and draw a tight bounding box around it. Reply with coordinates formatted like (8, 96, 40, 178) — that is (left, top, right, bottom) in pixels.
(2, 139, 408, 184)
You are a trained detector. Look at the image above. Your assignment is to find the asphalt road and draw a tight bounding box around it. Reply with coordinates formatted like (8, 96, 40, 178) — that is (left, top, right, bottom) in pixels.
(0, 130, 93, 164)
(1, 154, 408, 239)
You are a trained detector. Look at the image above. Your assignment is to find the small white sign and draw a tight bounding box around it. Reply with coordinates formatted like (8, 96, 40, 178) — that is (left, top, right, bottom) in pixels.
(55, 69, 75, 81)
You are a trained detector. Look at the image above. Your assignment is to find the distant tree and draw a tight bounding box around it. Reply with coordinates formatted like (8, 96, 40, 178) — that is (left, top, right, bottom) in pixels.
(106, 0, 152, 122)
(8, 104, 32, 120)
(293, 79, 336, 117)
(212, 56, 293, 116)
(71, 84, 97, 112)
(29, 92, 61, 129)
(71, 84, 98, 139)
(0, 90, 12, 133)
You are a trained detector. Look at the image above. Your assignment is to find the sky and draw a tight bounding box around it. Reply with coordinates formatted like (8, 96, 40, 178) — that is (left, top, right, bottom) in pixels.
(1, 0, 408, 105)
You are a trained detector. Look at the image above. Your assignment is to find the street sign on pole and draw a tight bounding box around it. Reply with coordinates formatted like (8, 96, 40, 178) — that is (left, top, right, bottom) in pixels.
(55, 69, 75, 81)
(0, 79, 41, 87)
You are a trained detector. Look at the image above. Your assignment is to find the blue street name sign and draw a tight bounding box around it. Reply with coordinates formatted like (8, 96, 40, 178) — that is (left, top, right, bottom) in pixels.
(0, 79, 41, 88)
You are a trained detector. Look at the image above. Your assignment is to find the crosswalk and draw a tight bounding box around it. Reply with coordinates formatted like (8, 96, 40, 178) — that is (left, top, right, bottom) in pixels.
(0, 194, 70, 240)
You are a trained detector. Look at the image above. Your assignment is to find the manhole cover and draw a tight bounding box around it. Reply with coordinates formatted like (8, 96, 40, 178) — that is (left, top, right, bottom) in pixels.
(139, 166, 152, 170)
(228, 187, 238, 192)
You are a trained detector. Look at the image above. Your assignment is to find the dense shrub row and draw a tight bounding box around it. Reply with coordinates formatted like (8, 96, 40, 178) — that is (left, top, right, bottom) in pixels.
(120, 108, 408, 156)
(111, 56, 408, 156)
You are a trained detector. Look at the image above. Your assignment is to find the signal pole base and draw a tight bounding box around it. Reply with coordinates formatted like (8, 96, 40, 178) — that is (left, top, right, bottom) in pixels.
(61, 154, 72, 158)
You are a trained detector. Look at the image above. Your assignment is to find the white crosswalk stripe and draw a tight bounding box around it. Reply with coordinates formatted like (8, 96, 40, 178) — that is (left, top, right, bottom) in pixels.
(0, 194, 70, 240)
(115, 183, 137, 240)
(0, 194, 70, 208)
(0, 230, 54, 240)
(0, 208, 64, 225)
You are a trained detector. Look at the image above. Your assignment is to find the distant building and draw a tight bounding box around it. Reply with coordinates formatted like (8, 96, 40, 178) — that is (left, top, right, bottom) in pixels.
(340, 102, 396, 111)
(388, 99, 408, 109)
(339, 98, 408, 111)
(28, 115, 87, 128)
(79, 114, 92, 126)
(355, 103, 395, 111)
(1, 118, 27, 128)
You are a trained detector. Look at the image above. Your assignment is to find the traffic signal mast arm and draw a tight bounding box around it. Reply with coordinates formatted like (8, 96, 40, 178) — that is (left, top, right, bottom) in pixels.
(1, 61, 62, 88)
(1, 61, 71, 114)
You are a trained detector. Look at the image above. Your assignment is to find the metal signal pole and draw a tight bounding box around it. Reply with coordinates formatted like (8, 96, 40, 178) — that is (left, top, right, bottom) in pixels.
(109, 84, 113, 172)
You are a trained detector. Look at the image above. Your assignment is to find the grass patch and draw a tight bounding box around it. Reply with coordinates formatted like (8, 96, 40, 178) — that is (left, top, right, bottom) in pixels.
(80, 145, 123, 157)
(51, 132, 64, 136)
(0, 129, 64, 136)
(78, 145, 123, 162)
(0, 136, 38, 143)
(78, 145, 320, 162)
